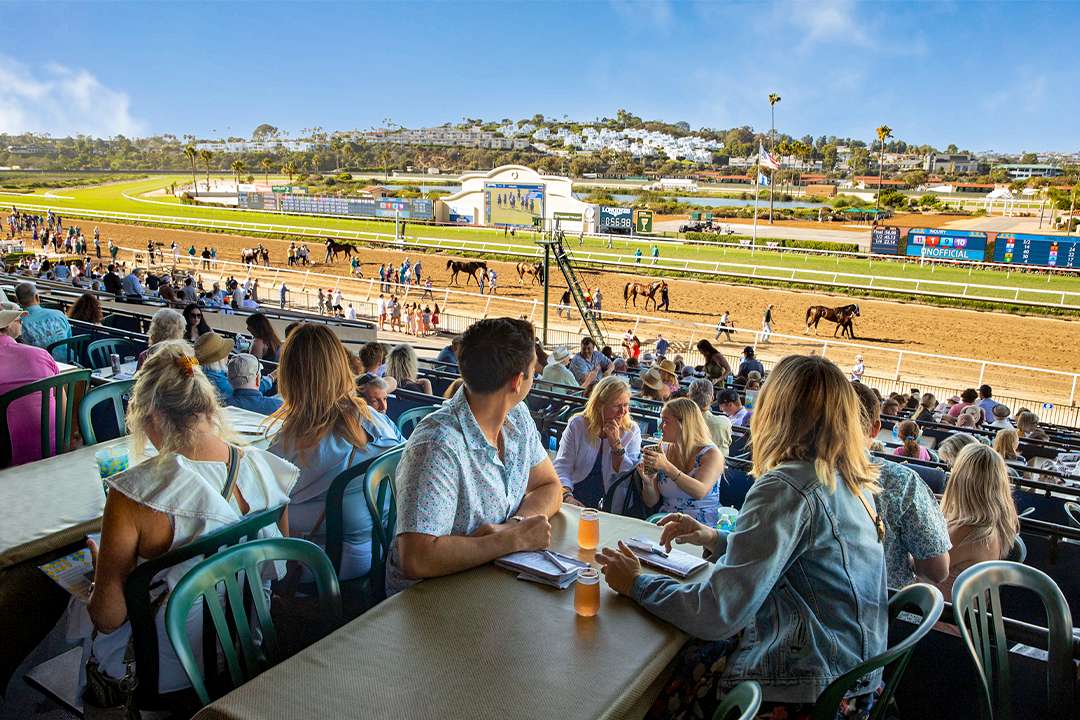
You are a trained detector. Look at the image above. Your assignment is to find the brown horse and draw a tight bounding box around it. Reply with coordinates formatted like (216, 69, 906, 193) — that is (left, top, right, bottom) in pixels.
(446, 259, 488, 287)
(624, 280, 667, 310)
(516, 261, 544, 286)
(805, 303, 860, 339)
(324, 238, 354, 263)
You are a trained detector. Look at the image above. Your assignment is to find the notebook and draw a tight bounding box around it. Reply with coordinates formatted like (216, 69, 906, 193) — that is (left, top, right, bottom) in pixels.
(495, 550, 590, 588)
(624, 536, 709, 578)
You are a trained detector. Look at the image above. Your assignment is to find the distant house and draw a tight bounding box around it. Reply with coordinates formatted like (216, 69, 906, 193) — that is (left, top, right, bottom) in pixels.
(923, 153, 983, 174)
(953, 182, 997, 194)
(993, 164, 1063, 180)
(853, 176, 909, 190)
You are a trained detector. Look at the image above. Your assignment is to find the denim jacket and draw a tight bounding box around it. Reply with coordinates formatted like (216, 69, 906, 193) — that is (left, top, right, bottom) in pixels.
(631, 460, 887, 704)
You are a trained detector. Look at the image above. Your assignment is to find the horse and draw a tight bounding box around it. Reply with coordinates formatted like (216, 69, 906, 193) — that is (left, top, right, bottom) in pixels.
(324, 238, 354, 263)
(516, 261, 544, 286)
(805, 303, 860, 339)
(258, 245, 271, 266)
(446, 259, 488, 287)
(240, 247, 258, 266)
(624, 280, 667, 310)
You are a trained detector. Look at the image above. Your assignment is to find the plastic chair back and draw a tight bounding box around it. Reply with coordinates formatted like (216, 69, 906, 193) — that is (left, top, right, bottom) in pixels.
(124, 505, 284, 708)
(1064, 502, 1080, 530)
(810, 583, 944, 720)
(165, 537, 342, 705)
(363, 447, 406, 602)
(45, 333, 92, 366)
(77, 379, 135, 445)
(712, 681, 762, 720)
(0, 368, 91, 468)
(1006, 535, 1027, 563)
(952, 561, 1075, 720)
(86, 337, 138, 369)
(395, 405, 439, 439)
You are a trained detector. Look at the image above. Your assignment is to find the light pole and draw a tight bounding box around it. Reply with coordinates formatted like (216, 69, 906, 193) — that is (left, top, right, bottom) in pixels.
(768, 93, 781, 224)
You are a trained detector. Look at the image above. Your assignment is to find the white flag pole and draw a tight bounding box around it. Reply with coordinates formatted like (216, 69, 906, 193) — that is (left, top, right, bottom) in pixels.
(752, 165, 760, 252)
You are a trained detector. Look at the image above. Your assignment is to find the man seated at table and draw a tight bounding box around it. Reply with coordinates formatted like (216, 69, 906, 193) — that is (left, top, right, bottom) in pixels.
(14, 281, 72, 357)
(386, 317, 562, 595)
(225, 353, 283, 415)
(0, 309, 60, 466)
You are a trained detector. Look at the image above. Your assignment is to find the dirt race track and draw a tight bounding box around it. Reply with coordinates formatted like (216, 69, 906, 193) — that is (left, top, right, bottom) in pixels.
(28, 219, 1080, 406)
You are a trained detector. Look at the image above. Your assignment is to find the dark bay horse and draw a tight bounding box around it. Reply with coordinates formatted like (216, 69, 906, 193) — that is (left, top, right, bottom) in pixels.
(516, 261, 544, 286)
(805, 303, 860, 339)
(624, 280, 667, 310)
(324, 238, 354, 263)
(446, 259, 488, 287)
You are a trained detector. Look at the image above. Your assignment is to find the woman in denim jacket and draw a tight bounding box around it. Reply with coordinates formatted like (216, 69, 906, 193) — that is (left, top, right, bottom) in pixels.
(597, 355, 887, 719)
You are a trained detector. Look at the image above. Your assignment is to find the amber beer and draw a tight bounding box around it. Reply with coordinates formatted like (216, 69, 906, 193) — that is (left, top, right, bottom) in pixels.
(578, 508, 600, 549)
(574, 568, 601, 617)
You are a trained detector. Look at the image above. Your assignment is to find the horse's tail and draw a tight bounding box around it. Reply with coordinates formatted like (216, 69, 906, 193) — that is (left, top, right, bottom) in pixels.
(623, 283, 631, 302)
(446, 259, 453, 270)
(805, 306, 813, 322)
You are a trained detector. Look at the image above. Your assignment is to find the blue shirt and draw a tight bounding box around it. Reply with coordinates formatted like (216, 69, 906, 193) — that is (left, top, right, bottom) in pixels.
(655, 338, 670, 357)
(568, 351, 610, 384)
(121, 273, 146, 298)
(977, 398, 997, 424)
(269, 409, 403, 581)
(873, 457, 951, 589)
(386, 388, 547, 595)
(226, 388, 283, 415)
(435, 345, 457, 367)
(20, 304, 72, 356)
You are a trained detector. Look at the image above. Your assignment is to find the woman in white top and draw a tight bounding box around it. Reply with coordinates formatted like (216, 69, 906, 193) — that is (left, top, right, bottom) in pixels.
(75, 340, 298, 693)
(554, 376, 642, 508)
(639, 397, 725, 525)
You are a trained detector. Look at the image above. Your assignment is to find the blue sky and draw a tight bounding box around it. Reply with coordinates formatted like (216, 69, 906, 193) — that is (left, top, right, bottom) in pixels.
(2, 0, 1076, 152)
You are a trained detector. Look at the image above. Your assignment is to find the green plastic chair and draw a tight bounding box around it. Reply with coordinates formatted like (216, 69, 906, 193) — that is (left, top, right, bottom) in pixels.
(712, 681, 762, 720)
(395, 405, 439, 439)
(952, 561, 1075, 720)
(1005, 535, 1027, 564)
(124, 506, 285, 709)
(45, 333, 92, 366)
(363, 446, 406, 603)
(165, 537, 342, 706)
(1063, 502, 1080, 530)
(323, 445, 406, 611)
(77, 379, 136, 445)
(0, 368, 91, 468)
(646, 512, 667, 524)
(86, 337, 138, 369)
(809, 583, 944, 720)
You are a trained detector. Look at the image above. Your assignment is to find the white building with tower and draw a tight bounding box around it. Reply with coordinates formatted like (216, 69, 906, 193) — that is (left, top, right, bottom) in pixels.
(436, 165, 596, 233)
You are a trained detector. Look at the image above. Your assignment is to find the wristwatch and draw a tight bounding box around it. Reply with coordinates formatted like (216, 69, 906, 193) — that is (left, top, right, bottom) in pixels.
(611, 446, 626, 456)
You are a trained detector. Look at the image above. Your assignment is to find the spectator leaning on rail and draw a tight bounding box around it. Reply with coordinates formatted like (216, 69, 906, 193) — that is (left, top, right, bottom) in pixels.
(386, 317, 562, 596)
(226, 353, 283, 415)
(852, 381, 950, 589)
(73, 340, 297, 698)
(595, 354, 887, 718)
(14, 281, 71, 357)
(0, 309, 60, 466)
(688, 378, 732, 458)
(553, 376, 642, 508)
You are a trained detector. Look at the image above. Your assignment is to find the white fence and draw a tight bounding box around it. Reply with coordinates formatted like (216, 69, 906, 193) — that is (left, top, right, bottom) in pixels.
(11, 199, 1080, 310)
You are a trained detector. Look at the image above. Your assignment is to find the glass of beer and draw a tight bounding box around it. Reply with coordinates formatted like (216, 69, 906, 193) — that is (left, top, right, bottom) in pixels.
(578, 508, 600, 549)
(574, 568, 601, 617)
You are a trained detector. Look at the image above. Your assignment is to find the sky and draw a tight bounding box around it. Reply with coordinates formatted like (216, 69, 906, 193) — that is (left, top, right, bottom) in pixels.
(2, 0, 1077, 153)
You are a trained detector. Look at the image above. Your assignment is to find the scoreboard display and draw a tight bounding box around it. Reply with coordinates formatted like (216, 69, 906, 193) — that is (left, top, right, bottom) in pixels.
(238, 193, 434, 220)
(992, 233, 1080, 269)
(905, 228, 987, 261)
(870, 226, 901, 255)
(281, 195, 350, 216)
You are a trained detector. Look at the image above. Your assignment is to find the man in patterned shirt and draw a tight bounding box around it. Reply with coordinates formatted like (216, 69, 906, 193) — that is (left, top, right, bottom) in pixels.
(387, 317, 562, 595)
(14, 282, 71, 358)
(851, 382, 950, 589)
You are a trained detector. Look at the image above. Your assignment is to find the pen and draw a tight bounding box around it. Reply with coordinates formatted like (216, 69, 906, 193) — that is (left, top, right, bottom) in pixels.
(543, 549, 572, 573)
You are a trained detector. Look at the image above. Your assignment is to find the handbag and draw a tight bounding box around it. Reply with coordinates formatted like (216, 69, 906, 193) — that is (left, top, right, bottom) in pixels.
(82, 446, 241, 719)
(601, 467, 658, 520)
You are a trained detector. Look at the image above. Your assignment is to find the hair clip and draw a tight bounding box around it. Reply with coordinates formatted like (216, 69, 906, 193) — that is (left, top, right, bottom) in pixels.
(176, 355, 200, 377)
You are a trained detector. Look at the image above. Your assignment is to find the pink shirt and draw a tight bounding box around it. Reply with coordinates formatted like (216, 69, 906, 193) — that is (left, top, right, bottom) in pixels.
(0, 335, 60, 466)
(947, 402, 973, 418)
(892, 444, 931, 462)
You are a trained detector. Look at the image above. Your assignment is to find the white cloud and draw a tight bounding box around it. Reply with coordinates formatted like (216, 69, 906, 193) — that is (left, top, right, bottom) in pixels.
(610, 0, 673, 31)
(787, 0, 870, 49)
(0, 55, 143, 137)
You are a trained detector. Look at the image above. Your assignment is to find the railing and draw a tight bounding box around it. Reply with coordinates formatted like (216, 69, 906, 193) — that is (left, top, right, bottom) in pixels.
(9, 199, 1080, 310)
(126, 247, 1080, 427)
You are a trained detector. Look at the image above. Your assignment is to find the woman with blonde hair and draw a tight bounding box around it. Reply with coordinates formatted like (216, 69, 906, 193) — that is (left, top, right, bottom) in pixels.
(74, 339, 297, 696)
(912, 393, 938, 422)
(137, 307, 186, 368)
(553, 376, 642, 508)
(993, 428, 1025, 463)
(638, 397, 723, 525)
(937, 443, 1019, 600)
(595, 354, 886, 718)
(937, 432, 979, 466)
(385, 342, 433, 395)
(268, 324, 403, 581)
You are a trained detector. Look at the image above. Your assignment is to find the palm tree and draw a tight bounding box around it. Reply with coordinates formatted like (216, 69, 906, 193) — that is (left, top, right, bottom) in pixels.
(767, 93, 781, 223)
(231, 159, 245, 190)
(281, 161, 296, 183)
(198, 149, 213, 191)
(875, 125, 894, 212)
(184, 144, 199, 196)
(259, 157, 272, 185)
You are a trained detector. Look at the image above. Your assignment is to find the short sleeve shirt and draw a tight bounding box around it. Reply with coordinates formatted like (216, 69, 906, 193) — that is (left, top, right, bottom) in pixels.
(20, 305, 72, 354)
(386, 388, 547, 595)
(872, 457, 952, 588)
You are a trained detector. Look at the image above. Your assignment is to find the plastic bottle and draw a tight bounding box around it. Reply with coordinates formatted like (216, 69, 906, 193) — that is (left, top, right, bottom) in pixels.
(548, 436, 557, 453)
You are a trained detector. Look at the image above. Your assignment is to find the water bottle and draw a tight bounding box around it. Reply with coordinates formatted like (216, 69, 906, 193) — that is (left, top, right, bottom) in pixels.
(548, 436, 557, 453)
(726, 373, 735, 388)
(891, 424, 899, 441)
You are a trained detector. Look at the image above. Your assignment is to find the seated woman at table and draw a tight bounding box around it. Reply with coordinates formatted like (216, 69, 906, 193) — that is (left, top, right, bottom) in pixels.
(267, 324, 404, 582)
(246, 312, 282, 363)
(596, 355, 887, 719)
(385, 343, 433, 395)
(137, 307, 185, 368)
(182, 302, 211, 343)
(67, 292, 103, 325)
(638, 397, 723, 526)
(194, 331, 236, 401)
(76, 339, 297, 695)
(554, 376, 641, 508)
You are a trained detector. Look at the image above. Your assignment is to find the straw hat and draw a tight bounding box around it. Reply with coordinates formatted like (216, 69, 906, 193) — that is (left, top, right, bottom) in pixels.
(656, 358, 678, 382)
(640, 368, 665, 391)
(548, 347, 572, 365)
(194, 332, 234, 365)
(0, 309, 26, 329)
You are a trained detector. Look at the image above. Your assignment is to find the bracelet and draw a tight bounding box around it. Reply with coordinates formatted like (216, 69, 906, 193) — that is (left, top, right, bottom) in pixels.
(611, 446, 625, 455)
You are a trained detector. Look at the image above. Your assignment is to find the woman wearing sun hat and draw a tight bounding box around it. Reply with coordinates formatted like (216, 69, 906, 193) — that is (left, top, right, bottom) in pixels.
(541, 346, 584, 388)
(639, 367, 671, 403)
(194, 331, 235, 401)
(656, 358, 680, 395)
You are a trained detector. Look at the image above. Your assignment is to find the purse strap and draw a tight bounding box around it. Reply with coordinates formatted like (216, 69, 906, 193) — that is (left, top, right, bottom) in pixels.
(857, 489, 886, 543)
(221, 444, 241, 501)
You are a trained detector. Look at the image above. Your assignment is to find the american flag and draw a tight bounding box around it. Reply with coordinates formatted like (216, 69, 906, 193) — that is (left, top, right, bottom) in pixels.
(758, 142, 780, 170)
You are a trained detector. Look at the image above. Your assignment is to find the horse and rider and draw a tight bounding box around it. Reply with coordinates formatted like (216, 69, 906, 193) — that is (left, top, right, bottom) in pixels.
(324, 237, 354, 263)
(805, 303, 861, 339)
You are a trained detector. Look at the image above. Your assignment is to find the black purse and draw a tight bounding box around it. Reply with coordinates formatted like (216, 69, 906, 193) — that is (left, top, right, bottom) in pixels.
(601, 467, 658, 520)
